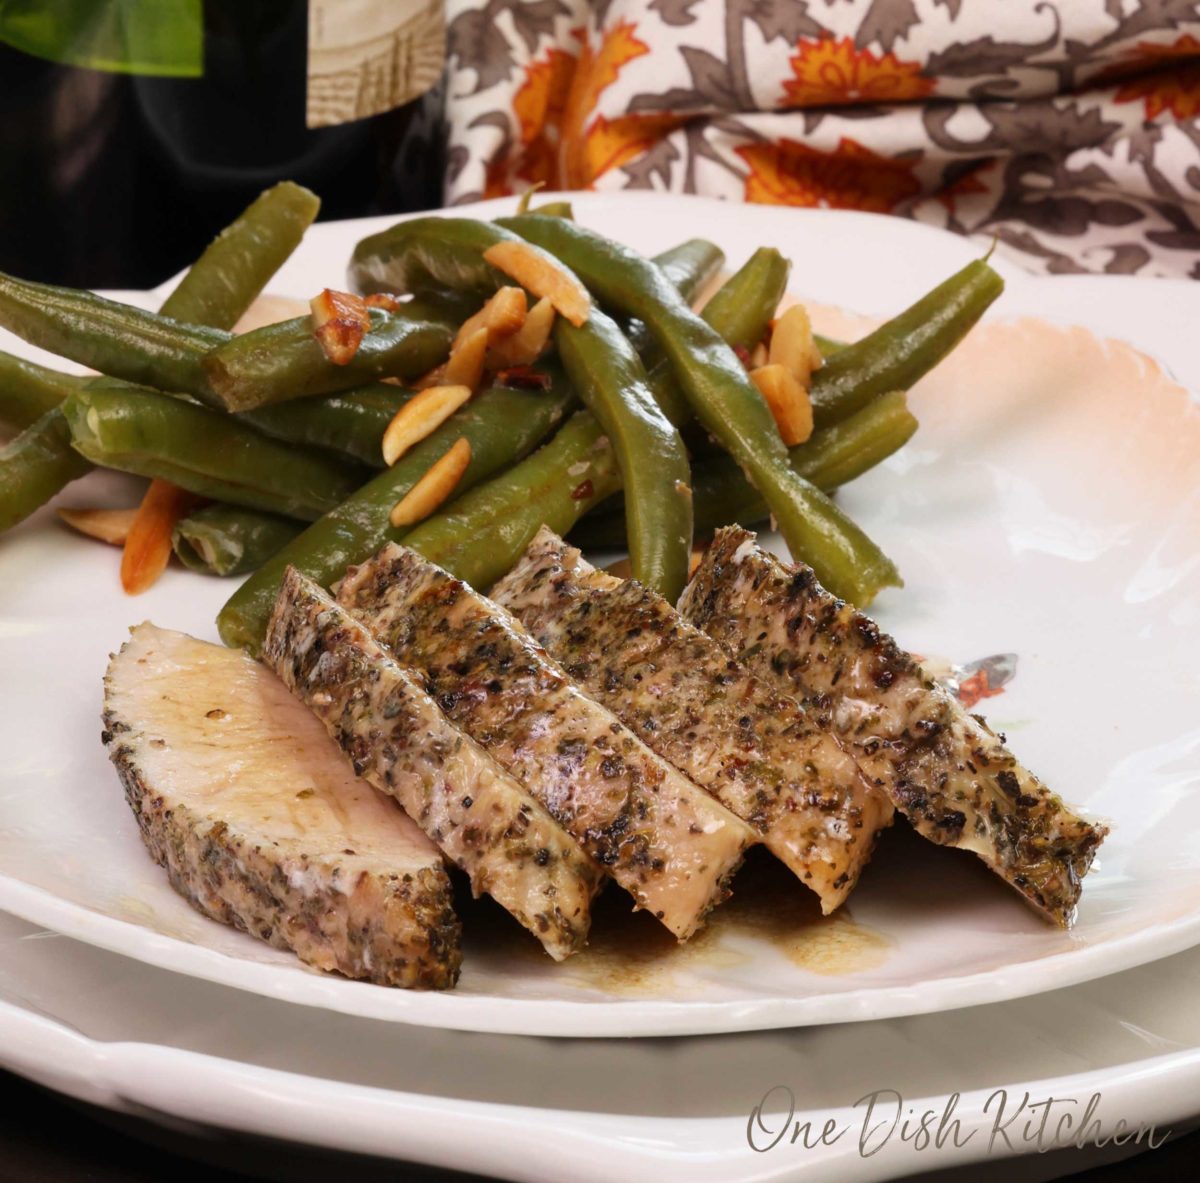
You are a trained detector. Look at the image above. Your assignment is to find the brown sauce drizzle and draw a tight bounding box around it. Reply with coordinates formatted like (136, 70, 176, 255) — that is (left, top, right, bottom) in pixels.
(460, 849, 891, 994)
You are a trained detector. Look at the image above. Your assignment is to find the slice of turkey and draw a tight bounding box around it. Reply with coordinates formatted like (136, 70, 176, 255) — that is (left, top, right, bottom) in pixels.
(103, 623, 460, 988)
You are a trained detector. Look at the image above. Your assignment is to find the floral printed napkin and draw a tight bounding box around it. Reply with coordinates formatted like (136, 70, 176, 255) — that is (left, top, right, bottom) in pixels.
(444, 0, 1200, 276)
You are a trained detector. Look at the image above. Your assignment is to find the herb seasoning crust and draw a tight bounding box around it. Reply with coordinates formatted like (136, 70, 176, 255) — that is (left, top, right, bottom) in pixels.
(679, 527, 1108, 928)
(103, 624, 461, 988)
(337, 543, 756, 941)
(492, 527, 894, 913)
(264, 567, 600, 960)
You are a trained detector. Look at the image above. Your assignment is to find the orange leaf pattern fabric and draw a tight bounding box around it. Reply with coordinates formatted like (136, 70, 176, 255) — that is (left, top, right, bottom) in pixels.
(446, 0, 1200, 277)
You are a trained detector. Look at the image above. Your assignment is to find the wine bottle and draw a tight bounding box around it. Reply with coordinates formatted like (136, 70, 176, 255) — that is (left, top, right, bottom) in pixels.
(0, 0, 446, 289)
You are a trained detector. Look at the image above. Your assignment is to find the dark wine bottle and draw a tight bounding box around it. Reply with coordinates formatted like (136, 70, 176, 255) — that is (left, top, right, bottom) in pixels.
(0, 0, 445, 289)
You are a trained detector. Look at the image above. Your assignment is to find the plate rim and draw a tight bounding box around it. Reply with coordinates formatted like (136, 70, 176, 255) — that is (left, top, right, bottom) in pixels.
(3, 950, 1200, 1183)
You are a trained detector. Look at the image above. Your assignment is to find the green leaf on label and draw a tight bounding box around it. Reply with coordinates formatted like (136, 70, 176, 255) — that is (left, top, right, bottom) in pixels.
(0, 0, 203, 78)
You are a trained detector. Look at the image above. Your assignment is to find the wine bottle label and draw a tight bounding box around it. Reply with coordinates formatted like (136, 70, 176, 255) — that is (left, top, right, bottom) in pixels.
(306, 0, 445, 129)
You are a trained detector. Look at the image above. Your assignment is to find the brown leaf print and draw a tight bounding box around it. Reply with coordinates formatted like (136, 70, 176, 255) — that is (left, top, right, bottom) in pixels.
(649, 0, 705, 26)
(854, 0, 921, 54)
(743, 0, 825, 45)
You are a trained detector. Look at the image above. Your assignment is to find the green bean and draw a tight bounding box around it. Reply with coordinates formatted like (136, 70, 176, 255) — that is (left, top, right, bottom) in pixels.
(0, 186, 313, 535)
(350, 216, 519, 297)
(238, 383, 412, 467)
(159, 181, 319, 330)
(555, 308, 692, 599)
(0, 270, 456, 415)
(0, 271, 222, 400)
(217, 367, 575, 654)
(810, 258, 1002, 428)
(500, 214, 900, 605)
(62, 385, 367, 520)
(573, 391, 918, 548)
(0, 409, 92, 533)
(698, 248, 790, 351)
(202, 296, 457, 412)
(650, 246, 790, 440)
(0, 350, 86, 434)
(814, 333, 845, 356)
(624, 239, 726, 361)
(173, 505, 301, 576)
(403, 412, 620, 591)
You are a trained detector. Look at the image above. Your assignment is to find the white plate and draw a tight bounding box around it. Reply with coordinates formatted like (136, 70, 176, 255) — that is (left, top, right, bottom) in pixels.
(1, 193, 1198, 1038)
(1, 909, 1198, 1182)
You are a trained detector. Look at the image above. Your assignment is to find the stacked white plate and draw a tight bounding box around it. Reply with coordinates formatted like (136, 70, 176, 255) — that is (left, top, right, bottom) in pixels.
(2, 195, 1198, 1181)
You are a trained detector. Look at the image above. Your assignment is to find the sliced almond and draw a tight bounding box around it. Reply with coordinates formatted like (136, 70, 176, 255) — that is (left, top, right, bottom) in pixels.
(488, 296, 556, 368)
(381, 385, 473, 466)
(483, 242, 591, 327)
(443, 326, 489, 391)
(311, 288, 371, 365)
(57, 506, 138, 546)
(750, 364, 814, 447)
(389, 438, 472, 528)
(453, 287, 527, 352)
(121, 480, 201, 595)
(769, 304, 822, 389)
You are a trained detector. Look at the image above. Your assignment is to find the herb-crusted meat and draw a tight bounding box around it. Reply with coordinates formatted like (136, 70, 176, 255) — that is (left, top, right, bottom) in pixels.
(337, 544, 756, 941)
(491, 527, 893, 912)
(679, 527, 1108, 928)
(263, 568, 600, 960)
(103, 623, 461, 988)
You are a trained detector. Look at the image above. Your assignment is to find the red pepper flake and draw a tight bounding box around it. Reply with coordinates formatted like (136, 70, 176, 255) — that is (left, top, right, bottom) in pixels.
(364, 292, 404, 312)
(733, 344, 752, 370)
(496, 365, 552, 390)
(571, 480, 594, 501)
(956, 669, 1005, 710)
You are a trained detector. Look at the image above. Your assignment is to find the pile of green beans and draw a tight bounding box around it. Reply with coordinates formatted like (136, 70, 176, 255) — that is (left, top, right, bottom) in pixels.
(0, 182, 323, 533)
(2, 178, 1002, 647)
(496, 214, 901, 606)
(393, 244, 792, 591)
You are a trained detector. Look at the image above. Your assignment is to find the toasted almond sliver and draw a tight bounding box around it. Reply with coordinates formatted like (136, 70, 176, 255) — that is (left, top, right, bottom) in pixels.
(768, 304, 822, 389)
(750, 364, 814, 447)
(389, 437, 472, 528)
(121, 480, 200, 595)
(311, 288, 371, 365)
(483, 241, 591, 328)
(381, 385, 473, 466)
(453, 287, 527, 352)
(443, 326, 489, 391)
(489, 296, 556, 368)
(57, 506, 139, 546)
